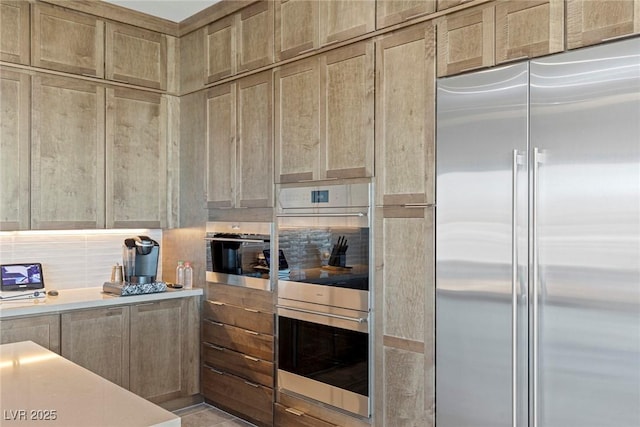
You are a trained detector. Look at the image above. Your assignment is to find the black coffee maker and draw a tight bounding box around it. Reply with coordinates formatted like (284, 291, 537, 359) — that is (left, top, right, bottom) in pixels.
(123, 236, 159, 284)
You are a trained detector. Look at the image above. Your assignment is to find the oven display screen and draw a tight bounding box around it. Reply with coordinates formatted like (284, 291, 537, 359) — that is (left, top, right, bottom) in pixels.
(279, 316, 369, 397)
(311, 190, 329, 203)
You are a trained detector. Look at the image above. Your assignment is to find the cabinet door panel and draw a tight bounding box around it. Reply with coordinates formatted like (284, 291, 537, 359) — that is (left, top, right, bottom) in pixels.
(61, 306, 129, 388)
(204, 299, 274, 335)
(0, 314, 60, 353)
(31, 3, 104, 77)
(319, 0, 375, 45)
(375, 24, 435, 206)
(206, 83, 236, 208)
(238, 1, 274, 72)
(323, 42, 374, 179)
(105, 23, 167, 90)
(496, 0, 564, 64)
(180, 27, 206, 94)
(237, 71, 273, 207)
(567, 0, 640, 49)
(276, 0, 318, 60)
(106, 88, 167, 228)
(202, 342, 274, 387)
(207, 282, 274, 313)
(0, 68, 30, 230)
(203, 320, 274, 361)
(377, 0, 436, 29)
(206, 16, 235, 83)
(275, 57, 320, 183)
(31, 75, 105, 229)
(0, 1, 29, 64)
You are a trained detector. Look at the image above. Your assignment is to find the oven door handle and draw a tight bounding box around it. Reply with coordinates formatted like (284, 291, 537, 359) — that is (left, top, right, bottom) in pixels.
(205, 237, 268, 243)
(277, 305, 368, 324)
(276, 212, 367, 218)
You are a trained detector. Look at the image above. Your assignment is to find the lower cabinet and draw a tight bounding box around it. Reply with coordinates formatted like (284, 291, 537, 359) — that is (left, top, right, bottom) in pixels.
(0, 314, 60, 353)
(274, 403, 337, 427)
(201, 283, 274, 426)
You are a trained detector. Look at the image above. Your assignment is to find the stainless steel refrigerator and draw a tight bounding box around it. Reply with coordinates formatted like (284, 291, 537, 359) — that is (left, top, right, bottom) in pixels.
(435, 38, 640, 427)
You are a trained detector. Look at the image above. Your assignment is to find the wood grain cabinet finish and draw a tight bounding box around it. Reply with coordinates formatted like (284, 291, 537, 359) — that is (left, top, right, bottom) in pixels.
(276, 392, 371, 427)
(180, 27, 206, 94)
(206, 15, 235, 82)
(31, 3, 104, 77)
(31, 74, 105, 230)
(275, 0, 318, 60)
(202, 320, 273, 361)
(0, 314, 60, 354)
(374, 206, 435, 425)
(0, 1, 29, 64)
(105, 22, 167, 90)
(436, 3, 495, 77)
(130, 297, 200, 403)
(319, 0, 375, 45)
(237, 1, 274, 73)
(495, 0, 564, 64)
(202, 342, 274, 387)
(61, 306, 130, 388)
(0, 68, 30, 231)
(437, 0, 474, 11)
(377, 0, 436, 29)
(106, 87, 167, 228)
(204, 299, 274, 335)
(375, 23, 435, 206)
(567, 0, 640, 49)
(274, 403, 338, 427)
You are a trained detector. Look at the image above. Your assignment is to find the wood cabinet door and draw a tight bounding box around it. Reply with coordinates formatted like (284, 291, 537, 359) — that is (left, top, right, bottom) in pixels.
(203, 342, 274, 387)
(180, 27, 206, 94)
(375, 23, 435, 206)
(31, 3, 104, 77)
(238, 1, 274, 73)
(319, 0, 375, 45)
(0, 314, 60, 354)
(31, 75, 105, 229)
(275, 57, 320, 183)
(237, 71, 273, 208)
(105, 22, 167, 90)
(206, 83, 236, 208)
(106, 88, 167, 228)
(373, 206, 434, 425)
(0, 1, 29, 64)
(376, 0, 436, 29)
(130, 298, 199, 403)
(436, 4, 495, 77)
(567, 0, 640, 49)
(496, 0, 564, 64)
(322, 41, 374, 180)
(0, 68, 30, 231)
(275, 0, 318, 60)
(206, 15, 235, 83)
(61, 306, 130, 388)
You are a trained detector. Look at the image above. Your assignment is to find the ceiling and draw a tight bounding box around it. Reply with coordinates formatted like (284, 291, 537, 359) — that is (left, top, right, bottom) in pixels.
(102, 0, 221, 23)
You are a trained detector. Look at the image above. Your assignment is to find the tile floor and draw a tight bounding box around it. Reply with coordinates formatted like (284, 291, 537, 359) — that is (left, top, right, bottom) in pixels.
(174, 403, 257, 427)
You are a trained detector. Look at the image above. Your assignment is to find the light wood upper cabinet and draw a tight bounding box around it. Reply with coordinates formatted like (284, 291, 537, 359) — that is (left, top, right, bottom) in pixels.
(322, 41, 374, 180)
(31, 75, 105, 230)
(180, 27, 206, 94)
(436, 3, 495, 77)
(437, 0, 474, 11)
(376, 23, 435, 206)
(31, 3, 104, 77)
(377, 0, 436, 29)
(106, 88, 167, 228)
(206, 15, 235, 82)
(0, 1, 29, 64)
(0, 314, 60, 354)
(129, 297, 200, 403)
(496, 0, 564, 64)
(206, 83, 236, 208)
(275, 56, 320, 182)
(238, 1, 274, 73)
(275, 0, 318, 60)
(319, 0, 375, 45)
(567, 0, 640, 49)
(61, 306, 130, 389)
(105, 22, 167, 90)
(0, 68, 30, 231)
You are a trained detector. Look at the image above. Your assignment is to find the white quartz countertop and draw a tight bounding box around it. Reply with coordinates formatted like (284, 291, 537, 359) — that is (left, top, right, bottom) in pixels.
(0, 341, 180, 426)
(0, 287, 203, 319)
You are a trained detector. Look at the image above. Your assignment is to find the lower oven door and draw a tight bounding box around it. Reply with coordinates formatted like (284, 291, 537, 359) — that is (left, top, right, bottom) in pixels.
(277, 301, 370, 418)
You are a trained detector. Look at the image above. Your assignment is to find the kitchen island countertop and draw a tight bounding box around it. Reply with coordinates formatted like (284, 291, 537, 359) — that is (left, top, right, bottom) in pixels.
(0, 340, 180, 426)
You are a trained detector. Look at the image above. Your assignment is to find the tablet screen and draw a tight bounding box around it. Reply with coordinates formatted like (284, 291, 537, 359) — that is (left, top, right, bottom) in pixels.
(0, 263, 45, 290)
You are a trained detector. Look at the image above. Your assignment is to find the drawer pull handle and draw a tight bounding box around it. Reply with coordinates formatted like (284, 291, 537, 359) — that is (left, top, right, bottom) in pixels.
(243, 355, 259, 362)
(209, 301, 225, 306)
(285, 408, 305, 417)
(205, 319, 224, 327)
(135, 302, 155, 307)
(243, 308, 259, 313)
(244, 329, 259, 335)
(206, 366, 224, 375)
(244, 380, 260, 388)
(204, 342, 225, 351)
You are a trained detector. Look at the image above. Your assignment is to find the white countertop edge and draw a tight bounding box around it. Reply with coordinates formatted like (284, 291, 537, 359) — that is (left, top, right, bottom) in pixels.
(0, 286, 203, 319)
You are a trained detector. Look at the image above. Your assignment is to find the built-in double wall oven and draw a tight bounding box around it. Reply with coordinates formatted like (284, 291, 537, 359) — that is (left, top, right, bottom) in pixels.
(275, 181, 372, 418)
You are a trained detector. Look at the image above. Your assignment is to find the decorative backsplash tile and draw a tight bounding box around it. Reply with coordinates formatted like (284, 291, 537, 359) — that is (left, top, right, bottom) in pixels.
(0, 230, 162, 290)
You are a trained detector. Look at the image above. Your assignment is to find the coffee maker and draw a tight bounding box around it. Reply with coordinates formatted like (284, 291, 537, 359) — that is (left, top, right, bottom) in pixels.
(123, 236, 159, 284)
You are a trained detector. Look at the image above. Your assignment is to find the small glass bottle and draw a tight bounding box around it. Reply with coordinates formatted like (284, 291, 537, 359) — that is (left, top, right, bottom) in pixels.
(183, 262, 193, 289)
(176, 261, 185, 286)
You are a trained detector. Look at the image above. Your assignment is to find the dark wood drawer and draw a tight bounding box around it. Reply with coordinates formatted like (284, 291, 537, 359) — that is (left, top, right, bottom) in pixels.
(203, 299, 273, 335)
(207, 282, 273, 313)
(202, 319, 273, 361)
(202, 341, 273, 387)
(202, 365, 273, 427)
(275, 403, 338, 427)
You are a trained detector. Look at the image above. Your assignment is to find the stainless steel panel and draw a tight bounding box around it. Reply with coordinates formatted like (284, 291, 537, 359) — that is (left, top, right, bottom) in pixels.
(436, 63, 530, 427)
(278, 279, 369, 312)
(277, 181, 371, 210)
(206, 221, 272, 235)
(530, 38, 640, 427)
(276, 298, 369, 333)
(205, 271, 271, 291)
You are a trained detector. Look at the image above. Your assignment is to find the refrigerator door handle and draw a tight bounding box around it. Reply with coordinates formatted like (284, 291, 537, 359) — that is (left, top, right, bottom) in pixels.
(511, 149, 522, 427)
(532, 147, 542, 427)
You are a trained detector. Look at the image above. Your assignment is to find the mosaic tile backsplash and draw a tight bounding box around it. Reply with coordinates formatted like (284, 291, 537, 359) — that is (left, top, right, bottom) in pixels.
(0, 230, 162, 290)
